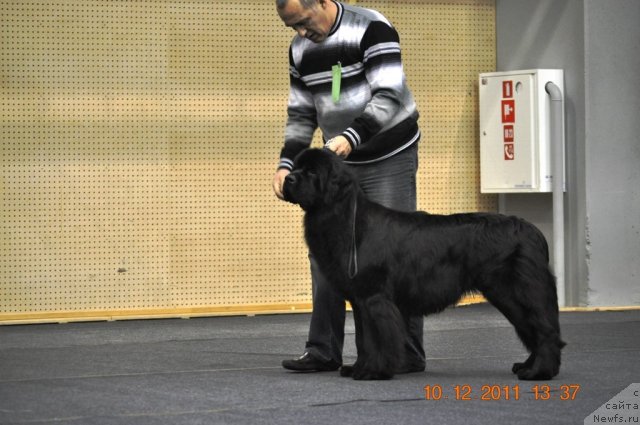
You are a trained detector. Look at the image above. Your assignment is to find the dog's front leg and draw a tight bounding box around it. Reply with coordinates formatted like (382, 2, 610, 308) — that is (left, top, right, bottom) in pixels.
(339, 302, 364, 378)
(342, 294, 405, 380)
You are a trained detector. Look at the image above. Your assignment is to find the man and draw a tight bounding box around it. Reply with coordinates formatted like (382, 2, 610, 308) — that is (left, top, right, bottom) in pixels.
(273, 0, 425, 373)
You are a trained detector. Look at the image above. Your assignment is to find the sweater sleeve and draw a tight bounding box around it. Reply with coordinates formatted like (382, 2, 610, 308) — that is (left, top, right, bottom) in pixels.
(278, 46, 318, 171)
(340, 21, 405, 149)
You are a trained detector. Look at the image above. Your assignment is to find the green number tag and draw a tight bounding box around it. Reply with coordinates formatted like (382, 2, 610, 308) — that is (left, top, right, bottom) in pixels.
(332, 62, 341, 103)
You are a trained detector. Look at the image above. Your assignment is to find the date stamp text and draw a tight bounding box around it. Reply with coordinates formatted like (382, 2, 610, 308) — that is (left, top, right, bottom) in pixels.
(423, 384, 581, 401)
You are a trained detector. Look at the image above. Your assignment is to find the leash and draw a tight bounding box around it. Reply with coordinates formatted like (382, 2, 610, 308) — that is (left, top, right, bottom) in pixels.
(348, 197, 358, 279)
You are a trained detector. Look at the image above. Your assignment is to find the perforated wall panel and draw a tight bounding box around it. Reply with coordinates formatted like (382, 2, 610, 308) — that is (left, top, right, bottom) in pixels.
(1, 0, 495, 324)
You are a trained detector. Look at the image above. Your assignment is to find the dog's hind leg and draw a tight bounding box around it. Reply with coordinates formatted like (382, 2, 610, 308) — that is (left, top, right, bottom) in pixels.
(346, 294, 406, 380)
(514, 266, 564, 380)
(518, 277, 565, 380)
(483, 270, 563, 380)
(481, 289, 538, 372)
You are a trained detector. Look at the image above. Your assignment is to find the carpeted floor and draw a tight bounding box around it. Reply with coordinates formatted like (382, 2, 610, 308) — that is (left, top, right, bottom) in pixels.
(1, 303, 639, 424)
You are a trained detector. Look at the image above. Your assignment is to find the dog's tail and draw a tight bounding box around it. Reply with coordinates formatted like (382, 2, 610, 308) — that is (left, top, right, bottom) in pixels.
(516, 218, 551, 264)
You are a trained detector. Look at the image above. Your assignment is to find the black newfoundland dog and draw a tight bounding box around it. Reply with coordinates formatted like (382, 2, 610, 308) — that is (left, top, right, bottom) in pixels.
(282, 148, 564, 381)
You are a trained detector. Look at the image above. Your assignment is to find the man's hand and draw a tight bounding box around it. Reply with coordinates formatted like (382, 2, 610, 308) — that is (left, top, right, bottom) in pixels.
(273, 168, 290, 200)
(325, 135, 352, 158)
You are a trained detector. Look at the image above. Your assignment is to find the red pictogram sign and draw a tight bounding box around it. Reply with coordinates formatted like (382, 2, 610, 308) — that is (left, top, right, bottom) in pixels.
(504, 143, 514, 160)
(503, 125, 514, 143)
(501, 100, 515, 123)
(503, 81, 513, 98)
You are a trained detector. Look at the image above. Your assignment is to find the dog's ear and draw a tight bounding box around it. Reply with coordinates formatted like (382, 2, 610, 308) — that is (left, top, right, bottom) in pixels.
(322, 153, 356, 204)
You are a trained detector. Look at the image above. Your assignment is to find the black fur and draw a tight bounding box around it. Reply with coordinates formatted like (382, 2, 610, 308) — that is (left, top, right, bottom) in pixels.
(283, 148, 565, 380)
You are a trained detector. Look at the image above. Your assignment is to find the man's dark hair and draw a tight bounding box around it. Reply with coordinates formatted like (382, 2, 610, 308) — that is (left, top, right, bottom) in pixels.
(276, 0, 319, 10)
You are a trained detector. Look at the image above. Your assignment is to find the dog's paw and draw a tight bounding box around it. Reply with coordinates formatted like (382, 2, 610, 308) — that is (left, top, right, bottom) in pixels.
(512, 353, 535, 374)
(512, 362, 527, 374)
(342, 363, 391, 380)
(517, 367, 554, 381)
(351, 366, 394, 380)
(515, 360, 558, 380)
(339, 365, 354, 377)
(352, 370, 394, 380)
(514, 353, 559, 380)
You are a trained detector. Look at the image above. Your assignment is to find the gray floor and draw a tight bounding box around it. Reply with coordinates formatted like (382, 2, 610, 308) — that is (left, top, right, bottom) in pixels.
(1, 303, 639, 425)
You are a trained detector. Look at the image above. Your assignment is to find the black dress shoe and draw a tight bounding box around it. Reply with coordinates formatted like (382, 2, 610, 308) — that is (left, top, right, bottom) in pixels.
(282, 352, 341, 372)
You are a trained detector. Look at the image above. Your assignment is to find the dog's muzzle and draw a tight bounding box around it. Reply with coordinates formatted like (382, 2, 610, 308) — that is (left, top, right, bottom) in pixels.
(282, 173, 297, 203)
(284, 174, 297, 186)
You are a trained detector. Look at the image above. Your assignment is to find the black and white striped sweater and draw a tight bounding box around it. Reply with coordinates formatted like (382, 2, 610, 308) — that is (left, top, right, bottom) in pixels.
(278, 1, 420, 170)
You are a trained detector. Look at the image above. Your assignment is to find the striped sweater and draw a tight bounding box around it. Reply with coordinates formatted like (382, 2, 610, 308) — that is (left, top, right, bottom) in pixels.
(278, 1, 420, 170)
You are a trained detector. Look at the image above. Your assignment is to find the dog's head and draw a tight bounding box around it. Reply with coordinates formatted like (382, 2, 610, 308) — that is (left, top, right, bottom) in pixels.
(282, 148, 356, 211)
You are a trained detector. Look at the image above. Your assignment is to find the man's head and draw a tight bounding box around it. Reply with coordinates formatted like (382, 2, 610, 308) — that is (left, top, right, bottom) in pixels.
(276, 0, 337, 43)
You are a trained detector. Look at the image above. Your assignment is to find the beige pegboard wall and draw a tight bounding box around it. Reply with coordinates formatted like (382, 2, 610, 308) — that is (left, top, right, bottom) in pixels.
(1, 0, 496, 324)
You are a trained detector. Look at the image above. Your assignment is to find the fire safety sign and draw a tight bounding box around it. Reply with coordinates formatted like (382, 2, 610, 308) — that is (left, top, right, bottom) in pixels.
(503, 125, 514, 143)
(501, 99, 515, 123)
(503, 80, 513, 98)
(479, 69, 565, 193)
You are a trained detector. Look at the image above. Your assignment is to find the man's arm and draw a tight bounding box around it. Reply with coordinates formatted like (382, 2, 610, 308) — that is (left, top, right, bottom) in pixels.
(278, 47, 318, 171)
(339, 21, 406, 150)
(274, 46, 317, 199)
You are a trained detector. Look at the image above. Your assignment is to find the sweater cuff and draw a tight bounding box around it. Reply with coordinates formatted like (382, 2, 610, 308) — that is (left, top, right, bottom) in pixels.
(277, 158, 294, 171)
(341, 127, 361, 150)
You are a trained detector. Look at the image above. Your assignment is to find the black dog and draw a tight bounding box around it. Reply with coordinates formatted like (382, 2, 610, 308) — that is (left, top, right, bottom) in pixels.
(282, 148, 564, 381)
